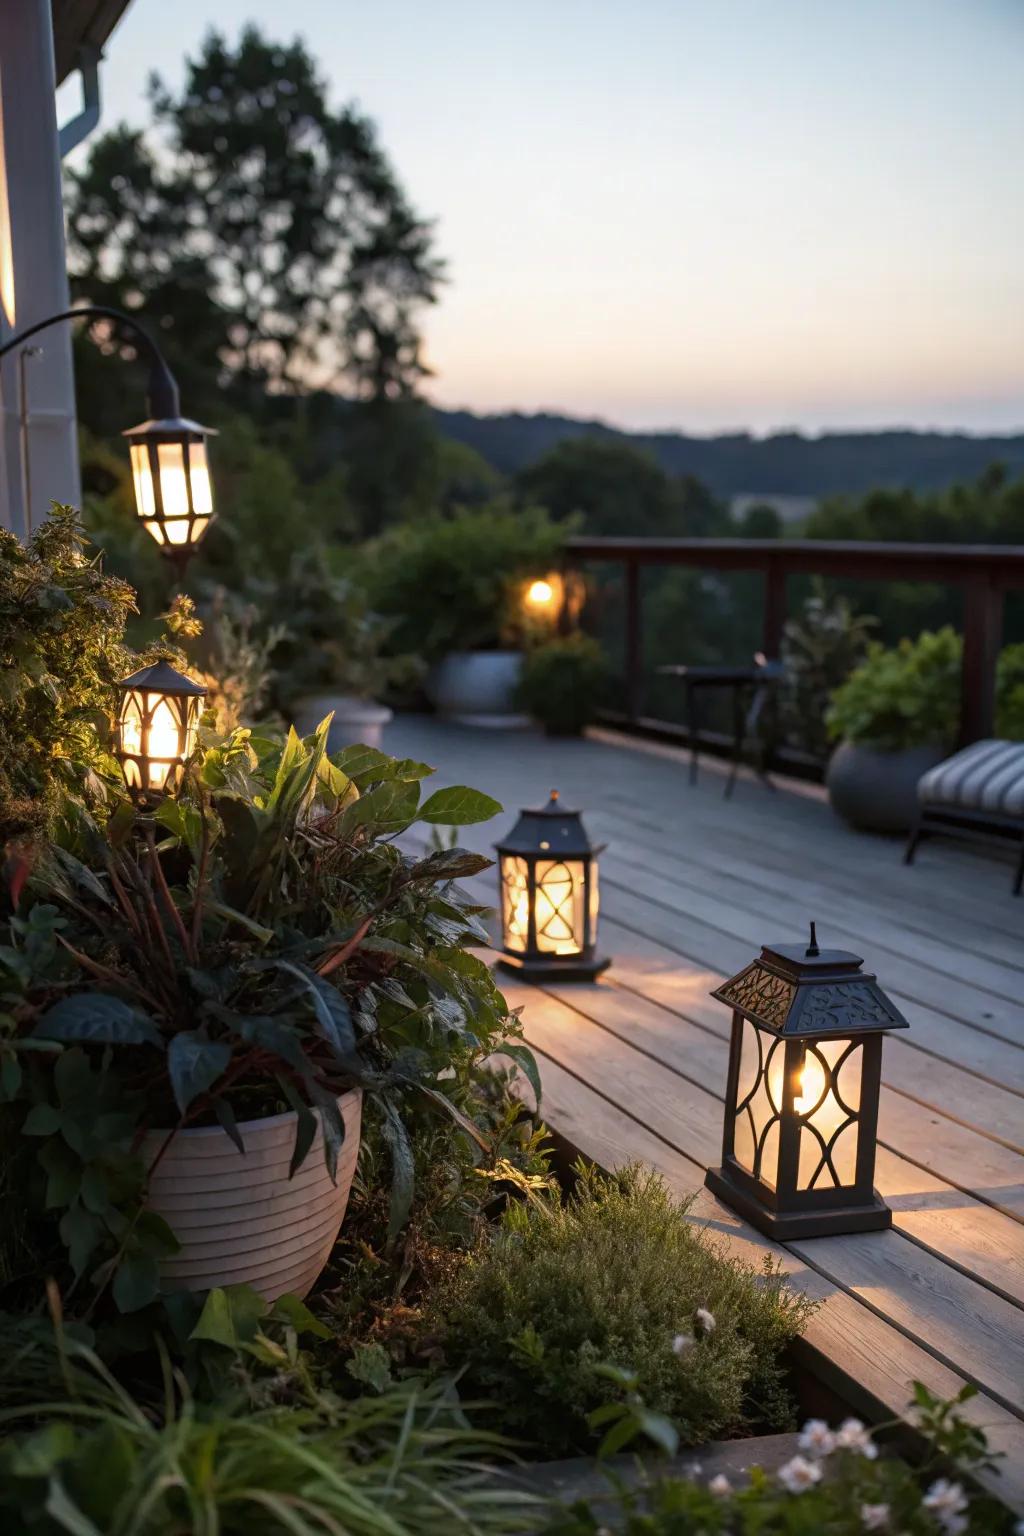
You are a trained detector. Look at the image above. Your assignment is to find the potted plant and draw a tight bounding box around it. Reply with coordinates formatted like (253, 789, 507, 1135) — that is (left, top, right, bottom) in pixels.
(825, 627, 961, 832)
(365, 504, 565, 725)
(216, 547, 420, 750)
(515, 632, 610, 736)
(2, 588, 526, 1309)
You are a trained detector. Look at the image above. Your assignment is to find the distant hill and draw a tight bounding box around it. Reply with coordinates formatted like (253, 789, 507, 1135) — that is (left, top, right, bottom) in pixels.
(432, 407, 1024, 500)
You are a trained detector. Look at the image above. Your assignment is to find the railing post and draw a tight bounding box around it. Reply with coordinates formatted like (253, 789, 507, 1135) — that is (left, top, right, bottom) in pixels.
(762, 556, 787, 659)
(960, 574, 1003, 746)
(624, 557, 642, 722)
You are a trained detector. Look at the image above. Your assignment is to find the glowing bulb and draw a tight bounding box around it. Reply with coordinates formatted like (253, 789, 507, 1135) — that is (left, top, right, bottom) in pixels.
(146, 698, 180, 790)
(527, 578, 554, 607)
(794, 1051, 827, 1115)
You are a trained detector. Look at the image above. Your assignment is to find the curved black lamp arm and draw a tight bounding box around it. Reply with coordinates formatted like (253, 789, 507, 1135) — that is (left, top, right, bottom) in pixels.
(0, 304, 180, 418)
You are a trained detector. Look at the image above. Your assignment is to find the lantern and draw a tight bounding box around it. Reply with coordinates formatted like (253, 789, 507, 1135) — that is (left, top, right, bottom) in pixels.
(123, 414, 216, 569)
(115, 660, 207, 806)
(495, 790, 608, 981)
(704, 924, 908, 1239)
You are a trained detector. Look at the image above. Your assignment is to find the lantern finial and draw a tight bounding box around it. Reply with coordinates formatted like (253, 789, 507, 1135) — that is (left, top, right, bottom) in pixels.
(549, 789, 559, 803)
(806, 921, 819, 957)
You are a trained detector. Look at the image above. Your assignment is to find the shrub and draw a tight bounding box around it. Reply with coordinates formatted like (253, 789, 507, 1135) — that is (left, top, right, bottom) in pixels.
(780, 584, 877, 759)
(826, 627, 962, 751)
(429, 1164, 814, 1456)
(364, 503, 566, 662)
(515, 633, 610, 735)
(996, 643, 1024, 740)
(0, 506, 137, 842)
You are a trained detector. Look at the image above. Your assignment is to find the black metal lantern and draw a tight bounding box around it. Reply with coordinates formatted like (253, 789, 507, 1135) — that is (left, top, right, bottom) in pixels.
(114, 660, 207, 806)
(704, 924, 908, 1239)
(495, 790, 608, 981)
(124, 414, 216, 571)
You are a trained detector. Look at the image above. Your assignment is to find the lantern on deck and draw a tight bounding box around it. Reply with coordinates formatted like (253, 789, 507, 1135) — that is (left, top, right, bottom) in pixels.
(115, 660, 207, 806)
(704, 924, 907, 1239)
(123, 414, 216, 571)
(495, 791, 608, 981)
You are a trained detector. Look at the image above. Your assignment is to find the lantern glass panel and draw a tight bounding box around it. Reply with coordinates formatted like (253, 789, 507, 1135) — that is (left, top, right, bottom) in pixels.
(535, 858, 585, 955)
(120, 692, 144, 789)
(189, 440, 214, 515)
(501, 854, 530, 952)
(130, 443, 156, 521)
(733, 1019, 785, 1189)
(157, 441, 189, 518)
(588, 860, 600, 941)
(796, 1038, 863, 1190)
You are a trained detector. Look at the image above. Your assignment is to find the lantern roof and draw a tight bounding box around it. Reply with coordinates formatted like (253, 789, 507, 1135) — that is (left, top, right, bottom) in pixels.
(711, 924, 909, 1038)
(495, 790, 597, 857)
(123, 415, 217, 440)
(117, 659, 208, 697)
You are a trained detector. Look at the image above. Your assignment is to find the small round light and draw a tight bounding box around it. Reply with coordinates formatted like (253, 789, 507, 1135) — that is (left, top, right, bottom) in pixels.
(526, 578, 555, 608)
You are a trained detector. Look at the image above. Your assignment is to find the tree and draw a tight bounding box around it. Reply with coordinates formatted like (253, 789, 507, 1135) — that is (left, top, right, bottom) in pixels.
(516, 438, 731, 538)
(65, 26, 443, 424)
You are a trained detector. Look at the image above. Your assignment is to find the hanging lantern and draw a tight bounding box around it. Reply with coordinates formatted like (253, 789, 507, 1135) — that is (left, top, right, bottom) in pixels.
(705, 924, 908, 1239)
(495, 790, 608, 981)
(114, 660, 207, 806)
(123, 415, 216, 568)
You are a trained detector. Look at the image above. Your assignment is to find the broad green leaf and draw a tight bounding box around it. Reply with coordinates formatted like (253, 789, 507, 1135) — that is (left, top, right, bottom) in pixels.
(418, 786, 502, 826)
(406, 848, 493, 883)
(495, 1042, 543, 1109)
(379, 1097, 415, 1242)
(270, 1292, 332, 1339)
(419, 1084, 490, 1152)
(337, 777, 420, 838)
(273, 961, 358, 1063)
(346, 1340, 392, 1392)
(166, 1031, 232, 1114)
(22, 1101, 62, 1135)
(277, 1075, 319, 1177)
(60, 1202, 104, 1277)
(331, 743, 394, 785)
(111, 1250, 160, 1313)
(204, 899, 275, 944)
(190, 1283, 267, 1348)
(34, 994, 162, 1048)
(308, 1081, 346, 1182)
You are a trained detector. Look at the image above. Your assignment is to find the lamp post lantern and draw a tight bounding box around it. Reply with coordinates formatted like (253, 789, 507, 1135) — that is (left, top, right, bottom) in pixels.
(495, 790, 608, 981)
(0, 305, 216, 577)
(704, 924, 908, 1239)
(114, 659, 207, 807)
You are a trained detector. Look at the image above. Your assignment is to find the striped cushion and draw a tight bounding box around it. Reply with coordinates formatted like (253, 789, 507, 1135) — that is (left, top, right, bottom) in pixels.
(918, 740, 1024, 818)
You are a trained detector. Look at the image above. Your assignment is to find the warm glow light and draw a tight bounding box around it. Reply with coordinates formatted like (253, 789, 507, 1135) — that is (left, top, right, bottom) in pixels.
(535, 859, 583, 955)
(794, 1051, 826, 1115)
(527, 579, 554, 607)
(147, 698, 180, 790)
(116, 665, 206, 803)
(126, 429, 215, 553)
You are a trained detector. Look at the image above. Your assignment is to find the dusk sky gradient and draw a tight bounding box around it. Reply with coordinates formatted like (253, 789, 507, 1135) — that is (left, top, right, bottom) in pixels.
(59, 0, 1024, 435)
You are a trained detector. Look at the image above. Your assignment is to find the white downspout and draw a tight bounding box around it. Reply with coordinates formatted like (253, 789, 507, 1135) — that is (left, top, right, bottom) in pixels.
(0, 0, 81, 537)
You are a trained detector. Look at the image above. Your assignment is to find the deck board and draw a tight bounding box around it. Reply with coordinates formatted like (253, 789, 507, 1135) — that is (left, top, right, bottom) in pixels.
(386, 716, 1024, 1507)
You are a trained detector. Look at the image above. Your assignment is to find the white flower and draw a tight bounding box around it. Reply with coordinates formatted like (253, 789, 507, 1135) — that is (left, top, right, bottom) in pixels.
(860, 1505, 890, 1531)
(835, 1417, 879, 1459)
(923, 1480, 969, 1536)
(777, 1454, 823, 1494)
(672, 1332, 695, 1356)
(695, 1307, 716, 1336)
(798, 1418, 837, 1458)
(708, 1474, 732, 1497)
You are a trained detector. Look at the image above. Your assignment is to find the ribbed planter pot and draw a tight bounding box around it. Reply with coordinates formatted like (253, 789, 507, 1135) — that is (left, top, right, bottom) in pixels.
(427, 649, 529, 728)
(293, 695, 393, 752)
(826, 740, 947, 834)
(143, 1088, 362, 1302)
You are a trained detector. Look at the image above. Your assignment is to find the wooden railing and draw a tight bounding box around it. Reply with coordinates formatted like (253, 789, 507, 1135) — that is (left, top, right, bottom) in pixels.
(562, 536, 1024, 749)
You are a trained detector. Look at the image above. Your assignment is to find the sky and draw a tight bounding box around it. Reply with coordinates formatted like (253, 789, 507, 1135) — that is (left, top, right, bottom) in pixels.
(58, 0, 1024, 436)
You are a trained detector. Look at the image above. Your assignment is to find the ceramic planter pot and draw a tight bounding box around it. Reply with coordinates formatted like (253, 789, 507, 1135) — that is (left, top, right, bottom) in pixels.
(293, 695, 393, 752)
(427, 650, 529, 727)
(143, 1088, 362, 1302)
(826, 741, 947, 834)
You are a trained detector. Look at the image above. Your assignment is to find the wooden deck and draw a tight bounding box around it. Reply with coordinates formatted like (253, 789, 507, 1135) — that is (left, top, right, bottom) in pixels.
(385, 715, 1024, 1507)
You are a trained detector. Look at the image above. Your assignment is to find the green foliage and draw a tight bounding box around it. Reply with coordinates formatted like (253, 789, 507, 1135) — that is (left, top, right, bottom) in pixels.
(66, 26, 442, 418)
(781, 584, 878, 759)
(429, 1164, 814, 1456)
(0, 1330, 537, 1536)
(2, 720, 531, 1312)
(542, 1383, 1014, 1536)
(995, 643, 1024, 740)
(515, 634, 611, 735)
(0, 507, 137, 842)
(826, 627, 963, 751)
(366, 504, 566, 660)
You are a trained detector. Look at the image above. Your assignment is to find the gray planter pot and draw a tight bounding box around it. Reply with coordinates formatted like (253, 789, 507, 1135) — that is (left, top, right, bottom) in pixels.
(427, 650, 529, 728)
(293, 694, 393, 752)
(143, 1089, 362, 1302)
(826, 740, 947, 833)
